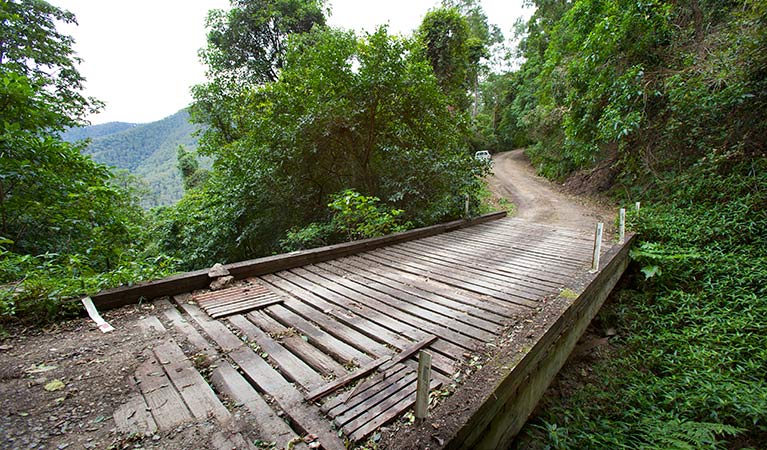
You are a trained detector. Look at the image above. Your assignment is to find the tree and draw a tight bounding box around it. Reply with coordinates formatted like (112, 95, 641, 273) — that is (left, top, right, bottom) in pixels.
(191, 0, 327, 146)
(0, 0, 140, 267)
(160, 26, 486, 268)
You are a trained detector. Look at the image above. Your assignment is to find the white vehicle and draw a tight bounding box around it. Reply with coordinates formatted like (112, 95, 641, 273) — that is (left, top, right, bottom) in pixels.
(474, 150, 491, 161)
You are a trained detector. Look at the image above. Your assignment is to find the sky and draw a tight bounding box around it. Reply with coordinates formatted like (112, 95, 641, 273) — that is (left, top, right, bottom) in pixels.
(54, 0, 533, 125)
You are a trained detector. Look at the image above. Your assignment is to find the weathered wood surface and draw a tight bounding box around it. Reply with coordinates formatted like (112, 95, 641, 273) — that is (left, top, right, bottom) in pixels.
(109, 216, 629, 446)
(444, 233, 636, 449)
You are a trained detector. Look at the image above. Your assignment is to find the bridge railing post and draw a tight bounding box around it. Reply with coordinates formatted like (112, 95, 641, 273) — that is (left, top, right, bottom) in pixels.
(415, 351, 432, 422)
(590, 222, 603, 273)
(619, 208, 626, 244)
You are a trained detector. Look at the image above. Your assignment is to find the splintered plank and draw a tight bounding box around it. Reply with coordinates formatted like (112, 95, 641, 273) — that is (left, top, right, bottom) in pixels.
(334, 370, 418, 428)
(211, 362, 299, 448)
(172, 294, 345, 450)
(134, 352, 193, 430)
(305, 335, 437, 403)
(193, 282, 283, 318)
(114, 394, 157, 435)
(323, 364, 413, 416)
(152, 340, 230, 422)
(246, 310, 348, 378)
(227, 313, 325, 390)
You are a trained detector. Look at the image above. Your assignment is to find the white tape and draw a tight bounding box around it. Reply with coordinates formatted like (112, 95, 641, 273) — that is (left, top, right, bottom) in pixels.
(81, 297, 114, 333)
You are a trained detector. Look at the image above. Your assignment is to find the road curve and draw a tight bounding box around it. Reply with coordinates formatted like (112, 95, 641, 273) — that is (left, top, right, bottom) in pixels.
(488, 149, 613, 232)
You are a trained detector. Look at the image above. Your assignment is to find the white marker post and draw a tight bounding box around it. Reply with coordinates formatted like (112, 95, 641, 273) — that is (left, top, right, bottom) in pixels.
(635, 201, 641, 212)
(414, 351, 432, 422)
(590, 222, 604, 273)
(464, 194, 470, 219)
(619, 208, 626, 244)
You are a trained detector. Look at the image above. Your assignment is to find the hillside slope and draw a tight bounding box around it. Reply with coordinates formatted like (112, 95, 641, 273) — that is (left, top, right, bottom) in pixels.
(63, 109, 202, 207)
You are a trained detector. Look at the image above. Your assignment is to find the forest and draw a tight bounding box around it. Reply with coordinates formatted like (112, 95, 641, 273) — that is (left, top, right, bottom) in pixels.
(1, 0, 765, 448)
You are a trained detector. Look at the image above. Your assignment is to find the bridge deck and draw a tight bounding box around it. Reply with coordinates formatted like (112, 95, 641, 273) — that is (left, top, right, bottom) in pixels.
(113, 217, 615, 449)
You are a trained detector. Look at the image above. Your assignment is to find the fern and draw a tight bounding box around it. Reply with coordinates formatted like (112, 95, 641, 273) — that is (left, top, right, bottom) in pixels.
(641, 419, 742, 449)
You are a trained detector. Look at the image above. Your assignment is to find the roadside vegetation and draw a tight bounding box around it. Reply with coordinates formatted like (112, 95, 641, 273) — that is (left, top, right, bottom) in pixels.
(1, 0, 764, 447)
(503, 0, 767, 447)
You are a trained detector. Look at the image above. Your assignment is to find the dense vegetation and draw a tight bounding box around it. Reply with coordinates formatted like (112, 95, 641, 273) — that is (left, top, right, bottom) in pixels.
(499, 0, 767, 448)
(2, 0, 765, 447)
(0, 0, 176, 325)
(61, 110, 204, 207)
(153, 0, 493, 269)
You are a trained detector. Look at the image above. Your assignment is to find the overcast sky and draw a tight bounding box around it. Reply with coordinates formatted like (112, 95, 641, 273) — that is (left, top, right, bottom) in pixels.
(54, 0, 532, 125)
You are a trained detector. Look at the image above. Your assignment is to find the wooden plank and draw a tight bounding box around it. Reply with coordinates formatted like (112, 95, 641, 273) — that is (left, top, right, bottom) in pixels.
(445, 235, 635, 450)
(261, 274, 414, 352)
(173, 294, 244, 352)
(358, 252, 540, 308)
(211, 431, 257, 450)
(92, 212, 506, 310)
(152, 340, 231, 423)
(316, 262, 500, 334)
(134, 352, 193, 430)
(173, 295, 345, 450)
(156, 298, 218, 360)
(246, 310, 348, 378)
(138, 315, 166, 336)
(338, 256, 520, 320)
(210, 362, 300, 448)
(374, 246, 553, 300)
(265, 304, 375, 366)
(326, 258, 512, 325)
(408, 236, 576, 286)
(335, 371, 418, 428)
(290, 267, 480, 353)
(113, 394, 157, 435)
(399, 238, 574, 287)
(263, 272, 458, 375)
(348, 378, 442, 442)
(228, 314, 325, 390)
(306, 335, 437, 403)
(323, 364, 412, 417)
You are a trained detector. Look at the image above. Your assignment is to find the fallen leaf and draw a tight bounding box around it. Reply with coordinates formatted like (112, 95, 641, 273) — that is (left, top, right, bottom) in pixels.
(25, 364, 57, 374)
(44, 379, 66, 392)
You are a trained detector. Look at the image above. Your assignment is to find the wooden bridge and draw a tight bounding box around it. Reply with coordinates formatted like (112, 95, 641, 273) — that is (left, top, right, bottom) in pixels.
(95, 212, 634, 449)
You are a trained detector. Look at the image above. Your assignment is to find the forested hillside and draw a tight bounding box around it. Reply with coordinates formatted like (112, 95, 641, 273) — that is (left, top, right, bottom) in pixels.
(62, 110, 203, 206)
(496, 0, 767, 447)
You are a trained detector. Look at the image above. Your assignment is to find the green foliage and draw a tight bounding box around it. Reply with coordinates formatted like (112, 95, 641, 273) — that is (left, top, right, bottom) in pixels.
(0, 0, 176, 325)
(508, 0, 765, 182)
(517, 157, 767, 448)
(328, 190, 411, 241)
(0, 248, 178, 322)
(164, 24, 487, 268)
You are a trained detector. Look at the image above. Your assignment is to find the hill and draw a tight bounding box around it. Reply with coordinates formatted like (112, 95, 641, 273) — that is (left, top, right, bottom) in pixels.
(62, 109, 203, 207)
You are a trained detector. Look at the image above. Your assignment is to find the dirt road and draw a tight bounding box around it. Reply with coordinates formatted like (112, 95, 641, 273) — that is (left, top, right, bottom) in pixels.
(488, 149, 613, 232)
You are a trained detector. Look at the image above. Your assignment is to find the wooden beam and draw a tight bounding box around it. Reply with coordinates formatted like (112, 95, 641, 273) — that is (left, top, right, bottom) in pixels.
(91, 212, 507, 310)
